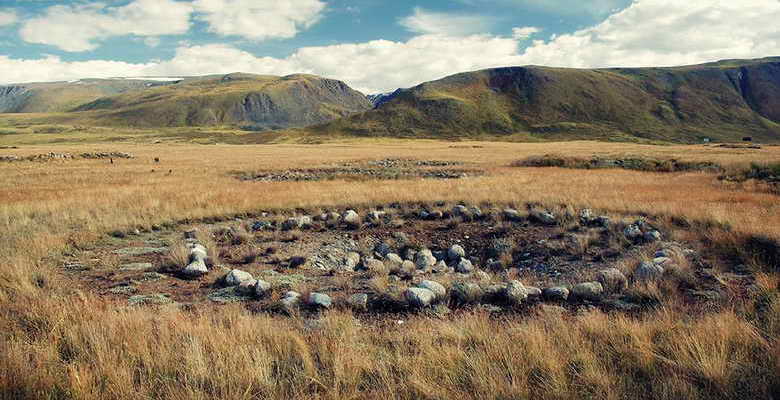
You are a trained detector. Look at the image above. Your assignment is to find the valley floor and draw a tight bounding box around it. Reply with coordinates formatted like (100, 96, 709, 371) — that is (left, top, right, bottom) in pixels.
(1, 140, 779, 399)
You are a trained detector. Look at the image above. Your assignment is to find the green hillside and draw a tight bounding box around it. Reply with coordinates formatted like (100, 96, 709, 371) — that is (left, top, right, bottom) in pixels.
(313, 57, 780, 143)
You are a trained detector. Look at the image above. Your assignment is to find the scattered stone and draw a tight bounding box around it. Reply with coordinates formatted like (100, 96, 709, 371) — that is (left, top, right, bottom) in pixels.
(503, 208, 522, 221)
(280, 291, 301, 309)
(374, 242, 392, 258)
(593, 216, 611, 228)
(451, 282, 483, 305)
(415, 249, 437, 270)
(542, 287, 570, 302)
(343, 210, 360, 227)
(596, 268, 628, 293)
(224, 269, 254, 286)
(182, 258, 208, 277)
(644, 230, 662, 242)
(501, 281, 529, 305)
(417, 280, 446, 300)
(487, 237, 513, 258)
(447, 244, 466, 262)
(635, 261, 665, 282)
(308, 293, 333, 309)
(455, 258, 475, 273)
(345, 252, 361, 270)
(452, 205, 469, 217)
(141, 272, 167, 281)
(384, 253, 403, 271)
(602, 299, 641, 312)
(364, 258, 386, 274)
(531, 210, 557, 225)
(571, 282, 604, 301)
(469, 206, 483, 218)
(254, 280, 272, 298)
(184, 229, 198, 239)
(432, 260, 448, 273)
(208, 287, 247, 303)
(405, 287, 436, 308)
(251, 221, 272, 231)
(623, 225, 643, 240)
(348, 293, 369, 311)
(282, 218, 301, 231)
(525, 286, 542, 300)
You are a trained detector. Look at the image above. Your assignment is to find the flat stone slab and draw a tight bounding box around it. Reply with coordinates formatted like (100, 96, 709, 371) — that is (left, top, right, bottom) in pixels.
(119, 262, 153, 271)
(113, 247, 168, 257)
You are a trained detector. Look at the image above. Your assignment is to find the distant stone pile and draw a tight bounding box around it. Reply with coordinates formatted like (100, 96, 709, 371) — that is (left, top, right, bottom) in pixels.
(0, 151, 134, 162)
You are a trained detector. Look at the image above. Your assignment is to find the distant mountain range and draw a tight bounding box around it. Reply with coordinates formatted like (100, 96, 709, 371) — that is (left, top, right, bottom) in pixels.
(2, 57, 780, 142)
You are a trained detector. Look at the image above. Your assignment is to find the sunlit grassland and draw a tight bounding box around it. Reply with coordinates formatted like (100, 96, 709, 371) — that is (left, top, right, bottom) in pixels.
(1, 140, 779, 399)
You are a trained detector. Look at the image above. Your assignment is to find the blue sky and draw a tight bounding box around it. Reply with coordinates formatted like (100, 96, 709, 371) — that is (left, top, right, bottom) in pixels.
(0, 0, 778, 93)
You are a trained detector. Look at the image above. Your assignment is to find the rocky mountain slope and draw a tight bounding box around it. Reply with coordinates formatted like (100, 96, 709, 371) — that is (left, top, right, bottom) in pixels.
(316, 57, 780, 142)
(1, 73, 372, 130)
(0, 78, 177, 113)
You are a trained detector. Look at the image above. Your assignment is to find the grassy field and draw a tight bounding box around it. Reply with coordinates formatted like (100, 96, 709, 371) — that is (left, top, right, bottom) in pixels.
(1, 140, 780, 399)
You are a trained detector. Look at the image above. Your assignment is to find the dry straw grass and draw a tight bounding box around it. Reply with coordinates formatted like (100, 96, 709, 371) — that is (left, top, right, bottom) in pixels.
(1, 140, 780, 399)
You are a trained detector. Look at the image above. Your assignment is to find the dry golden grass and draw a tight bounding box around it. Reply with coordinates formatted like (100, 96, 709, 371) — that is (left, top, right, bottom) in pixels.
(1, 139, 779, 399)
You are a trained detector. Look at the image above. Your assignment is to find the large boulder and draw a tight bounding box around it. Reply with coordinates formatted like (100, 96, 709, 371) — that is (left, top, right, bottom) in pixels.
(237, 279, 258, 295)
(635, 261, 665, 282)
(571, 282, 604, 301)
(405, 287, 436, 308)
(596, 268, 628, 293)
(447, 244, 466, 262)
(224, 269, 254, 286)
(415, 249, 437, 270)
(417, 280, 446, 300)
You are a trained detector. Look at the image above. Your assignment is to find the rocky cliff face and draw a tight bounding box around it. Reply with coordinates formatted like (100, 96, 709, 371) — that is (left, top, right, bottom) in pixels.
(0, 86, 32, 113)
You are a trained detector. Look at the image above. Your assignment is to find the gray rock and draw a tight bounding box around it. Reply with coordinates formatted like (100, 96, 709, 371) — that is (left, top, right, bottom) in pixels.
(345, 252, 361, 270)
(348, 293, 369, 311)
(418, 210, 430, 219)
(542, 287, 570, 302)
(602, 299, 640, 312)
(343, 210, 360, 227)
(189, 244, 208, 260)
(635, 261, 665, 282)
(254, 279, 272, 297)
(367, 210, 386, 222)
(502, 280, 528, 305)
(469, 206, 483, 218)
(140, 272, 167, 281)
(624, 225, 643, 240)
(224, 269, 254, 286)
(184, 229, 198, 239)
(182, 258, 208, 277)
(644, 230, 662, 242)
(594, 216, 611, 228)
(405, 287, 436, 308)
(487, 237, 513, 258)
(400, 260, 416, 274)
(653, 257, 673, 266)
(503, 208, 522, 221)
(109, 285, 138, 295)
(417, 280, 446, 300)
(119, 262, 153, 271)
(308, 292, 332, 309)
(415, 249, 437, 270)
(451, 282, 483, 305)
(532, 211, 557, 225)
(452, 205, 469, 217)
(487, 259, 504, 271)
(282, 217, 301, 231)
(432, 260, 448, 273)
(579, 209, 594, 223)
(525, 286, 542, 300)
(447, 244, 466, 262)
(385, 253, 404, 271)
(208, 287, 247, 303)
(596, 268, 628, 293)
(571, 282, 604, 301)
(374, 242, 392, 258)
(364, 258, 386, 274)
(455, 258, 474, 273)
(654, 249, 672, 258)
(298, 216, 313, 228)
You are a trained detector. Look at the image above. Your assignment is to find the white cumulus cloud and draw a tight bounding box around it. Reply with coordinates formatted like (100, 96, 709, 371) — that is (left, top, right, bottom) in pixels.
(192, 0, 326, 40)
(19, 0, 194, 52)
(3, 0, 780, 95)
(399, 7, 495, 36)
